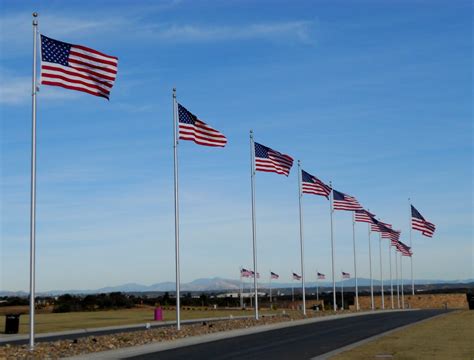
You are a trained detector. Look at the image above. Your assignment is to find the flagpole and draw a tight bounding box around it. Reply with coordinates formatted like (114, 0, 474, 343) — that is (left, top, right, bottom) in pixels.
(389, 241, 394, 309)
(396, 250, 400, 309)
(249, 130, 259, 320)
(409, 198, 414, 296)
(316, 270, 319, 302)
(400, 253, 405, 309)
(341, 273, 344, 310)
(297, 161, 306, 316)
(29, 12, 39, 351)
(291, 274, 294, 302)
(352, 212, 359, 311)
(329, 182, 336, 311)
(172, 88, 181, 330)
(379, 232, 384, 310)
(240, 267, 243, 308)
(269, 270, 272, 303)
(368, 220, 374, 311)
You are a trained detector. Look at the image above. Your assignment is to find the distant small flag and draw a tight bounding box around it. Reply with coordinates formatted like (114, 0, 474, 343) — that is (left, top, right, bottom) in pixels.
(342, 271, 350, 279)
(317, 272, 326, 280)
(40, 35, 118, 100)
(333, 190, 363, 211)
(396, 241, 413, 257)
(250, 270, 260, 279)
(411, 205, 436, 238)
(292, 272, 302, 280)
(301, 170, 331, 198)
(254, 142, 294, 176)
(241, 268, 252, 278)
(271, 272, 279, 280)
(355, 209, 376, 223)
(178, 104, 227, 147)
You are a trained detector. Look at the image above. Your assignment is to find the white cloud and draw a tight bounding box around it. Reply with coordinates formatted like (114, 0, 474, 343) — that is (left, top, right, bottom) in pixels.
(0, 71, 79, 105)
(142, 21, 314, 43)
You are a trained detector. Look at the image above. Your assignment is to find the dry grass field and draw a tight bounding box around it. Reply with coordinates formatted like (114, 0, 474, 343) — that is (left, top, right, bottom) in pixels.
(331, 310, 474, 360)
(0, 306, 288, 334)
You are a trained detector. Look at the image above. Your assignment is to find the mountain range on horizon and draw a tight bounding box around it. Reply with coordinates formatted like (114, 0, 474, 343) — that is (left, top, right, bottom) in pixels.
(2, 277, 473, 297)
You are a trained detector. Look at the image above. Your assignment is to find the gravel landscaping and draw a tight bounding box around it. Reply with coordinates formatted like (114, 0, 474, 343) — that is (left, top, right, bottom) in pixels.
(0, 310, 331, 359)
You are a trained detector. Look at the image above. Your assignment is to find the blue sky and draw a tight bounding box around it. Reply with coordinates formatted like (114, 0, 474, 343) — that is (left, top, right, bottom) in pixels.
(1, 0, 472, 292)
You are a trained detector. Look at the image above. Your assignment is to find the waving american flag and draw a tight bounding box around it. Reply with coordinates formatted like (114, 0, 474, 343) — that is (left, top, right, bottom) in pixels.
(301, 170, 331, 198)
(333, 190, 363, 211)
(411, 205, 436, 238)
(178, 104, 227, 147)
(40, 35, 118, 99)
(254, 142, 293, 176)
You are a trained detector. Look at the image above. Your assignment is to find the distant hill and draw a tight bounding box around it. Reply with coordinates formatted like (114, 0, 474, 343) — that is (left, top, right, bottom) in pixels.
(1, 277, 472, 296)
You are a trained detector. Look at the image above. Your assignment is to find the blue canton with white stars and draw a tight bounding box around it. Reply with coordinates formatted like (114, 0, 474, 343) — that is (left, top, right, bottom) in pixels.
(254, 143, 270, 158)
(41, 35, 71, 66)
(178, 104, 197, 124)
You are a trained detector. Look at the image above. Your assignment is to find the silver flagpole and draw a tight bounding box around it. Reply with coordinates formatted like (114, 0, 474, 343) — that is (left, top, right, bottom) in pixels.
(269, 270, 272, 303)
(352, 212, 359, 311)
(368, 220, 374, 311)
(389, 241, 394, 309)
(249, 130, 259, 320)
(316, 270, 319, 302)
(29, 12, 39, 351)
(409, 198, 414, 296)
(240, 267, 243, 308)
(341, 273, 344, 310)
(297, 161, 306, 315)
(172, 88, 181, 330)
(379, 232, 384, 310)
(395, 249, 400, 309)
(401, 253, 405, 309)
(291, 274, 294, 302)
(329, 182, 336, 311)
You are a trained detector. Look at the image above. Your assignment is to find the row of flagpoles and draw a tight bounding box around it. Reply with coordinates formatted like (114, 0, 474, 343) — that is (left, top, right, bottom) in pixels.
(26, 14, 436, 349)
(172, 88, 436, 324)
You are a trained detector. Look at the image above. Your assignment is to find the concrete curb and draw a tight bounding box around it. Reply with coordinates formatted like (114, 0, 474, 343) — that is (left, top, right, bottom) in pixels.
(63, 309, 417, 359)
(310, 310, 455, 360)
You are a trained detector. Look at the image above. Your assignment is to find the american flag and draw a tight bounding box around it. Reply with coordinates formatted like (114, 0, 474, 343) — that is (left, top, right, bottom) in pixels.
(271, 272, 279, 280)
(250, 270, 260, 279)
(40, 35, 118, 100)
(411, 205, 436, 238)
(241, 268, 252, 278)
(332, 190, 363, 211)
(254, 142, 294, 176)
(317, 272, 326, 280)
(292, 272, 302, 280)
(395, 241, 413, 257)
(355, 209, 376, 223)
(382, 228, 401, 242)
(178, 104, 227, 147)
(342, 271, 350, 279)
(301, 170, 331, 198)
(370, 218, 392, 233)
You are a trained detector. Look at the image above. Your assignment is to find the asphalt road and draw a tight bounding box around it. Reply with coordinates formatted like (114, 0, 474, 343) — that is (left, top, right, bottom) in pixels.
(128, 309, 447, 360)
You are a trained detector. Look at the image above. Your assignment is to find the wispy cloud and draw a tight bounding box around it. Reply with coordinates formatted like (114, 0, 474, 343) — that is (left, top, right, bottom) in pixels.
(0, 70, 79, 105)
(142, 21, 315, 43)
